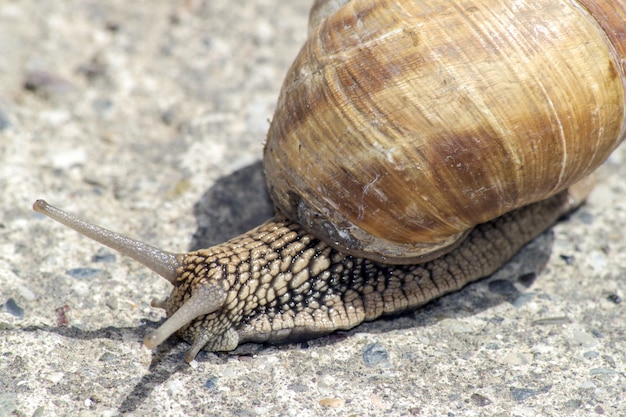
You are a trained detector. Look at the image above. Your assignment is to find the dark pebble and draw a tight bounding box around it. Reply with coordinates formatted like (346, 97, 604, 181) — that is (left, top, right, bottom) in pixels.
(66, 267, 102, 279)
(602, 354, 616, 368)
(470, 393, 492, 406)
(362, 342, 391, 368)
(511, 385, 551, 402)
(564, 399, 582, 409)
(517, 272, 537, 288)
(559, 254, 575, 265)
(4, 299, 24, 319)
(288, 383, 309, 393)
(204, 376, 218, 390)
(607, 293, 622, 304)
(510, 388, 538, 402)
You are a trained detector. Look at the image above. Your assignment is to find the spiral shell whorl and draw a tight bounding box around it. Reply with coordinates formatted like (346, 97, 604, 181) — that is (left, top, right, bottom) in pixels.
(264, 0, 626, 263)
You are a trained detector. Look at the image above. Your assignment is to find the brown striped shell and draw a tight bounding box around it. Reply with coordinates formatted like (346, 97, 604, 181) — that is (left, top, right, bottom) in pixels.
(264, 0, 626, 264)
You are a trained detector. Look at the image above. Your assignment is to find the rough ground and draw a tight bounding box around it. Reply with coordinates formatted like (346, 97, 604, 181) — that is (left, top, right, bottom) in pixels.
(0, 1, 624, 416)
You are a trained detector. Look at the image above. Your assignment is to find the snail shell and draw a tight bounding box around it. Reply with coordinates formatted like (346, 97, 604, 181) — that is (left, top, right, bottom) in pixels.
(265, 0, 626, 263)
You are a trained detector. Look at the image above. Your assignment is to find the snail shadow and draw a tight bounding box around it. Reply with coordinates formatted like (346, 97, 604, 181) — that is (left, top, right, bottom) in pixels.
(190, 160, 274, 250)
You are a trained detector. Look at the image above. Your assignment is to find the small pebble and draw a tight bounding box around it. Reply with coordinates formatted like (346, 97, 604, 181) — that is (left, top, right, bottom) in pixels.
(559, 254, 575, 265)
(4, 298, 24, 319)
(362, 342, 391, 368)
(589, 368, 617, 376)
(99, 352, 116, 362)
(564, 399, 582, 409)
(288, 383, 309, 393)
(470, 393, 492, 406)
(591, 329, 604, 339)
(66, 268, 102, 279)
(602, 354, 616, 368)
(607, 293, 622, 304)
(532, 316, 571, 326)
(584, 351, 599, 359)
(510, 388, 539, 402)
(319, 398, 344, 408)
(203, 376, 218, 390)
(517, 272, 537, 288)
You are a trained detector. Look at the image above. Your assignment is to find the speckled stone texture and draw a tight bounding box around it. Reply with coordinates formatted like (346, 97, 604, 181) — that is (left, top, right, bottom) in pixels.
(0, 1, 624, 416)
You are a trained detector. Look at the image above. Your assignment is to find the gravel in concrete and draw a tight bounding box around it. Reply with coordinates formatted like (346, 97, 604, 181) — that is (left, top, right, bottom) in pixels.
(1, 1, 625, 416)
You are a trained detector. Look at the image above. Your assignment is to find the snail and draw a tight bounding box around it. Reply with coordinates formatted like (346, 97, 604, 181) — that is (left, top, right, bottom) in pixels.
(33, 0, 625, 363)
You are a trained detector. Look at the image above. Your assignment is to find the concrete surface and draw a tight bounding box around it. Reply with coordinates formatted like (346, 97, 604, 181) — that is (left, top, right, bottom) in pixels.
(0, 1, 624, 416)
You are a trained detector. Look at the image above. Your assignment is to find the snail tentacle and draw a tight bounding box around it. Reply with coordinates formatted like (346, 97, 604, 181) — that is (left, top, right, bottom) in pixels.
(144, 282, 227, 350)
(33, 199, 182, 283)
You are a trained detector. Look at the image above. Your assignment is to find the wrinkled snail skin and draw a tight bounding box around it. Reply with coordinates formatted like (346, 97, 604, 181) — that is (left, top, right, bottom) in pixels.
(34, 0, 626, 364)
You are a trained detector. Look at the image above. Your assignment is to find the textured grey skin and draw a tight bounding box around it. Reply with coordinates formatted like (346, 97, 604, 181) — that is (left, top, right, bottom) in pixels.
(164, 188, 580, 360)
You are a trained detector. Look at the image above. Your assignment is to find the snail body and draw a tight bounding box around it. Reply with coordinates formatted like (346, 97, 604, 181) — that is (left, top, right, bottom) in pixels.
(34, 0, 625, 363)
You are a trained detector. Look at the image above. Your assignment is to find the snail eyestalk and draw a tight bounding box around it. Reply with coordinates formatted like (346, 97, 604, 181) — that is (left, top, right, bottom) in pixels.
(143, 283, 227, 354)
(33, 199, 182, 283)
